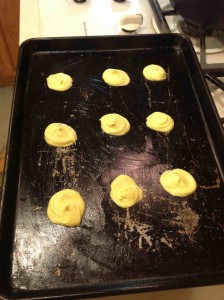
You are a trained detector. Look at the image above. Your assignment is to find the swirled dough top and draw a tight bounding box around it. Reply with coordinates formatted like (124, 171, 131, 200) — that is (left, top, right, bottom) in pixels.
(102, 68, 130, 86)
(44, 123, 77, 147)
(160, 169, 197, 197)
(146, 112, 174, 133)
(100, 113, 130, 136)
(143, 64, 166, 81)
(47, 189, 85, 226)
(47, 73, 73, 91)
(110, 174, 143, 208)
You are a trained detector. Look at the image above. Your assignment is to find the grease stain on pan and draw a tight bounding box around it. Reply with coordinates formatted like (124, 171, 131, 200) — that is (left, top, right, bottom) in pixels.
(38, 146, 78, 189)
(113, 209, 153, 250)
(161, 236, 173, 248)
(112, 200, 199, 252)
(163, 200, 200, 239)
(173, 205, 200, 236)
(53, 147, 77, 178)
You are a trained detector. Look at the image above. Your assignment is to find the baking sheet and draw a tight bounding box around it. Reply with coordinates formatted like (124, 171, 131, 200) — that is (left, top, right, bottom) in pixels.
(1, 34, 224, 299)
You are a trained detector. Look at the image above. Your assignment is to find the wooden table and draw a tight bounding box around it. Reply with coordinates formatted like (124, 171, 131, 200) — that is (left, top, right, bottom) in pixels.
(0, 0, 20, 86)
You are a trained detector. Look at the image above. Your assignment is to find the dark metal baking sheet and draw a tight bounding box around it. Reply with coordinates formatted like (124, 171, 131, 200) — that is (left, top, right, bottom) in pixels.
(1, 34, 224, 299)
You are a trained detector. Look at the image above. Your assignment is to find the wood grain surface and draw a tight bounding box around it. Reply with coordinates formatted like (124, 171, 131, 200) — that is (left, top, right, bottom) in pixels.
(0, 0, 20, 86)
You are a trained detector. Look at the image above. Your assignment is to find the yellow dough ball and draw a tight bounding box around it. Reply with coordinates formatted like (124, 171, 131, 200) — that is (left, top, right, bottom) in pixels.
(143, 64, 166, 81)
(160, 168, 197, 197)
(146, 112, 174, 133)
(47, 189, 85, 227)
(44, 123, 77, 147)
(100, 113, 130, 136)
(102, 68, 130, 86)
(110, 174, 143, 208)
(47, 72, 73, 91)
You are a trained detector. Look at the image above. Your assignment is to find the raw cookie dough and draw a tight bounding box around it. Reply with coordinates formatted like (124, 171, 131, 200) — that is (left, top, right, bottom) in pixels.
(160, 168, 197, 197)
(146, 112, 174, 133)
(47, 189, 85, 227)
(100, 113, 130, 136)
(102, 68, 130, 86)
(44, 123, 77, 147)
(143, 64, 166, 81)
(47, 72, 73, 91)
(110, 174, 143, 208)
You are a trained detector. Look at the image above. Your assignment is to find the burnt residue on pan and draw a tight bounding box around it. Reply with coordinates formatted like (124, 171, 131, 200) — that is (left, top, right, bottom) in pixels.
(11, 47, 224, 291)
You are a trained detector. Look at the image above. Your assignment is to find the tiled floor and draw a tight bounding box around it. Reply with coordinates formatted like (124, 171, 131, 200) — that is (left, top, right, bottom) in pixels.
(0, 86, 13, 152)
(85, 285, 224, 300)
(0, 86, 13, 186)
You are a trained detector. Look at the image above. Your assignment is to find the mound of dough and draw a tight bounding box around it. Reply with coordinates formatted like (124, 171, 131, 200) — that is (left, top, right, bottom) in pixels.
(160, 169, 197, 197)
(146, 112, 174, 133)
(143, 64, 166, 81)
(110, 174, 143, 208)
(47, 189, 85, 227)
(47, 72, 73, 91)
(102, 68, 130, 86)
(44, 123, 77, 147)
(100, 113, 130, 136)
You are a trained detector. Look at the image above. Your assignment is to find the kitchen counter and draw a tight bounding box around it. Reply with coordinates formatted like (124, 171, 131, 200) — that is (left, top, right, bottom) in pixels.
(15, 1, 224, 299)
(20, 0, 40, 44)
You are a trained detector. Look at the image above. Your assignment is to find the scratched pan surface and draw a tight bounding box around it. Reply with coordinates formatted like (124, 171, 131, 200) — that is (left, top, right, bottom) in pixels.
(1, 34, 224, 299)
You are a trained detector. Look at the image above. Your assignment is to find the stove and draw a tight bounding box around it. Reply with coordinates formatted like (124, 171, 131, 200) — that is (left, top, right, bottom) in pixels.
(38, 0, 153, 36)
(38, 0, 224, 122)
(148, 0, 224, 123)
